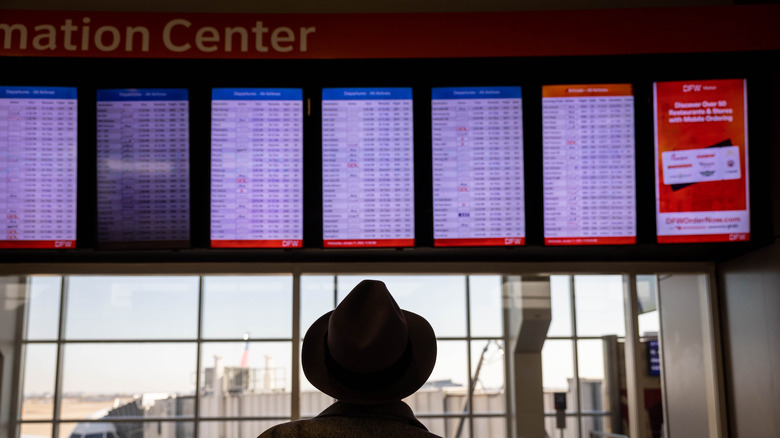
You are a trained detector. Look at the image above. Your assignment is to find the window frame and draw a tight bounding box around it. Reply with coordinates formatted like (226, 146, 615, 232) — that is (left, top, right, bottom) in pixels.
(14, 270, 517, 438)
(5, 261, 719, 438)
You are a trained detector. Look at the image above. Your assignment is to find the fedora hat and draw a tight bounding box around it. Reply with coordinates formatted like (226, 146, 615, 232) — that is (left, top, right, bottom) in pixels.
(302, 280, 437, 404)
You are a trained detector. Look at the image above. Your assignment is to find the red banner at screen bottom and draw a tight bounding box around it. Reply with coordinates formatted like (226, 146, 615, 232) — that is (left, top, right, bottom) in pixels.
(0, 240, 76, 249)
(211, 239, 303, 248)
(544, 236, 636, 246)
(323, 239, 414, 248)
(657, 233, 750, 244)
(434, 237, 526, 247)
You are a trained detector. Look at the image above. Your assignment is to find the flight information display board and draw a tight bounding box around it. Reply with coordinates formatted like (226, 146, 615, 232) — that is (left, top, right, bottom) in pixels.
(321, 87, 414, 248)
(431, 86, 525, 247)
(0, 86, 77, 249)
(96, 88, 190, 248)
(542, 84, 636, 246)
(210, 88, 303, 248)
(654, 79, 749, 243)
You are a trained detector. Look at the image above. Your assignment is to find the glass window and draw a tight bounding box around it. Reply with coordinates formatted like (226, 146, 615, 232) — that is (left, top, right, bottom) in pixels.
(469, 275, 503, 338)
(300, 275, 335, 334)
(474, 417, 507, 438)
(60, 343, 197, 419)
(59, 421, 125, 438)
(25, 276, 61, 340)
(417, 418, 445, 436)
(471, 340, 505, 413)
(21, 344, 57, 420)
(425, 340, 469, 398)
(548, 275, 572, 337)
(542, 275, 631, 437)
(574, 275, 626, 337)
(65, 276, 199, 340)
(299, 275, 336, 412)
(411, 333, 485, 432)
(337, 275, 467, 338)
(542, 340, 577, 413)
(577, 340, 605, 417)
(20, 419, 52, 438)
(637, 275, 660, 337)
(544, 415, 578, 438)
(199, 342, 292, 417)
(202, 275, 292, 339)
(445, 417, 469, 438)
(582, 415, 609, 438)
(18, 274, 508, 438)
(13, 269, 720, 438)
(577, 340, 605, 384)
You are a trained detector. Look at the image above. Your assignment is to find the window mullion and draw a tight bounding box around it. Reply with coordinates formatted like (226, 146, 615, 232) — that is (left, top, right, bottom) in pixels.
(623, 273, 645, 438)
(570, 275, 582, 437)
(291, 272, 301, 421)
(452, 275, 473, 438)
(12, 278, 31, 438)
(466, 275, 473, 438)
(333, 275, 338, 308)
(51, 276, 69, 438)
(502, 275, 513, 438)
(193, 275, 206, 438)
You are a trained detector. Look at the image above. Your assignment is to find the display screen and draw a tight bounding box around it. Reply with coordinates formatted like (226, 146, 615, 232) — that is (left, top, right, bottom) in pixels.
(96, 88, 190, 248)
(0, 86, 77, 249)
(321, 87, 414, 248)
(653, 79, 749, 243)
(431, 86, 525, 247)
(542, 84, 636, 246)
(210, 88, 303, 248)
(647, 339, 661, 376)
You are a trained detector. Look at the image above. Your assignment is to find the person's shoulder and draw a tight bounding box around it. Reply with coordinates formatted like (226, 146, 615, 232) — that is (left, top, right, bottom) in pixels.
(257, 415, 442, 438)
(256, 421, 304, 438)
(257, 417, 355, 438)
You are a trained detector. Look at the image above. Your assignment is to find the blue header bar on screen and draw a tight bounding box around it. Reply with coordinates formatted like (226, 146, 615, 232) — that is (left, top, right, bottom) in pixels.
(0, 86, 77, 99)
(212, 88, 302, 101)
(432, 86, 522, 100)
(97, 88, 189, 101)
(322, 88, 412, 100)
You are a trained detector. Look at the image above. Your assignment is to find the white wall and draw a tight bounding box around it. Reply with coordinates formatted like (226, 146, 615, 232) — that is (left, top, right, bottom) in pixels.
(718, 241, 780, 438)
(658, 274, 722, 437)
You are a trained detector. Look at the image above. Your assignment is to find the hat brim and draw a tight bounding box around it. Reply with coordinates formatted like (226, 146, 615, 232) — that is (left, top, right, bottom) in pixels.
(302, 309, 437, 404)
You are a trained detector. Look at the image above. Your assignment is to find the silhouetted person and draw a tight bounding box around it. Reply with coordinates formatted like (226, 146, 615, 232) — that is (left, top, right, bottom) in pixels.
(258, 279, 441, 437)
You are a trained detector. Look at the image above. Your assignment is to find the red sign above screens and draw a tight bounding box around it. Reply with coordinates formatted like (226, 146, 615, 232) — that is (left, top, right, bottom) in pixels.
(653, 79, 750, 244)
(0, 7, 779, 60)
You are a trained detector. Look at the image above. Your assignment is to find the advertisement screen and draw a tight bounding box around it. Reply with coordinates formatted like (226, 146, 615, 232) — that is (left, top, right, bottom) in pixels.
(431, 86, 525, 247)
(321, 88, 414, 248)
(96, 88, 190, 248)
(0, 86, 77, 249)
(542, 84, 636, 246)
(653, 79, 749, 243)
(210, 88, 303, 248)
